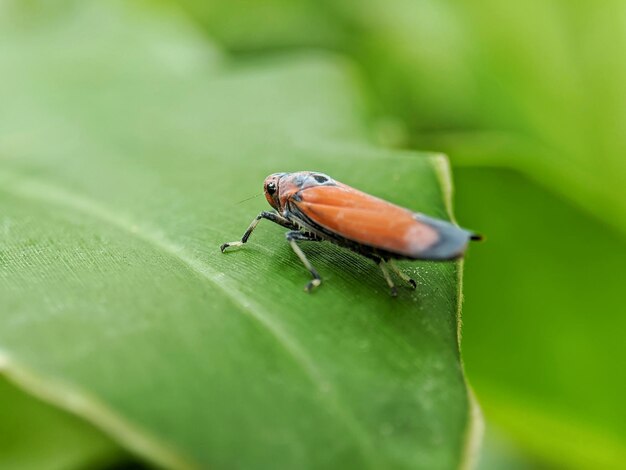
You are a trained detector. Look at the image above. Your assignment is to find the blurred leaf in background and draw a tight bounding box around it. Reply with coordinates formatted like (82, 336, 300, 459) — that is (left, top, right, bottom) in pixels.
(0, 377, 128, 470)
(0, 1, 479, 469)
(456, 168, 626, 469)
(163, 0, 626, 467)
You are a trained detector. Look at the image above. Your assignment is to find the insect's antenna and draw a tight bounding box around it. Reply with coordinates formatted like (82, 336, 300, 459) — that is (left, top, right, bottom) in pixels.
(236, 192, 264, 204)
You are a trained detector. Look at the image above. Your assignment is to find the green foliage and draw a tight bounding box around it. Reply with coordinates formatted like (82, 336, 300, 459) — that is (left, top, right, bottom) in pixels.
(162, 1, 626, 467)
(457, 168, 626, 469)
(0, 377, 127, 470)
(0, 2, 477, 468)
(175, 0, 626, 236)
(3, 0, 623, 467)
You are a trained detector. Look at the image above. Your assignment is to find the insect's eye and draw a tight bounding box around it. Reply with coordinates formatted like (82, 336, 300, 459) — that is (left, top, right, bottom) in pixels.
(266, 182, 277, 195)
(313, 174, 329, 184)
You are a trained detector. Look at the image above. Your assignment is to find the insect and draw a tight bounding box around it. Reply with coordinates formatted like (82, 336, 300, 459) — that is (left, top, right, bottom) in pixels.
(220, 171, 481, 296)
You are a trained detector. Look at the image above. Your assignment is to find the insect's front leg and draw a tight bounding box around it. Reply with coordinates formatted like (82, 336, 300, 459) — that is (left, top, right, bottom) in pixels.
(285, 231, 323, 292)
(220, 211, 297, 252)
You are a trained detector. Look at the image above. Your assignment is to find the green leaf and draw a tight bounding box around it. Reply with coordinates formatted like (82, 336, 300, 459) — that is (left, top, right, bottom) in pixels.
(475, 425, 537, 470)
(0, 376, 128, 470)
(0, 2, 479, 469)
(456, 168, 626, 468)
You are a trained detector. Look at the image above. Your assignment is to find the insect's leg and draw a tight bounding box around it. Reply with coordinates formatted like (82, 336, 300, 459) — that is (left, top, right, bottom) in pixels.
(285, 231, 322, 292)
(220, 211, 296, 252)
(378, 260, 398, 297)
(388, 260, 417, 289)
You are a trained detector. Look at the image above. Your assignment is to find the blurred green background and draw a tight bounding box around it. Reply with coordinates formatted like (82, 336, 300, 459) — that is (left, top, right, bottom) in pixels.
(2, 0, 625, 468)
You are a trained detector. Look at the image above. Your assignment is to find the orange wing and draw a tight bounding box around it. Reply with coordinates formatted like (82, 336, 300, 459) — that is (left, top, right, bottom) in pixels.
(292, 183, 472, 260)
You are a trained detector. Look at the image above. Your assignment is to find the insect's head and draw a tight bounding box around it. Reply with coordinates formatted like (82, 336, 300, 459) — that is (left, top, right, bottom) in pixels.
(264, 171, 335, 212)
(263, 173, 286, 211)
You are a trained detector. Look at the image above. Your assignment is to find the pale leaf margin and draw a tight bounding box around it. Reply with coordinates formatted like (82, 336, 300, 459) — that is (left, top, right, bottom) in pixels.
(433, 154, 485, 470)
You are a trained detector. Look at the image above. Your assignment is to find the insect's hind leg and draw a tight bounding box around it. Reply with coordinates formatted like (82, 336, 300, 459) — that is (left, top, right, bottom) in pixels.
(221, 211, 296, 252)
(285, 231, 323, 292)
(377, 260, 398, 297)
(388, 260, 417, 289)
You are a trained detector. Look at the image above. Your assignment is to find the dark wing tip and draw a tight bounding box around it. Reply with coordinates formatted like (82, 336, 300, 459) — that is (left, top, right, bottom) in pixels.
(413, 214, 477, 260)
(470, 233, 484, 241)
